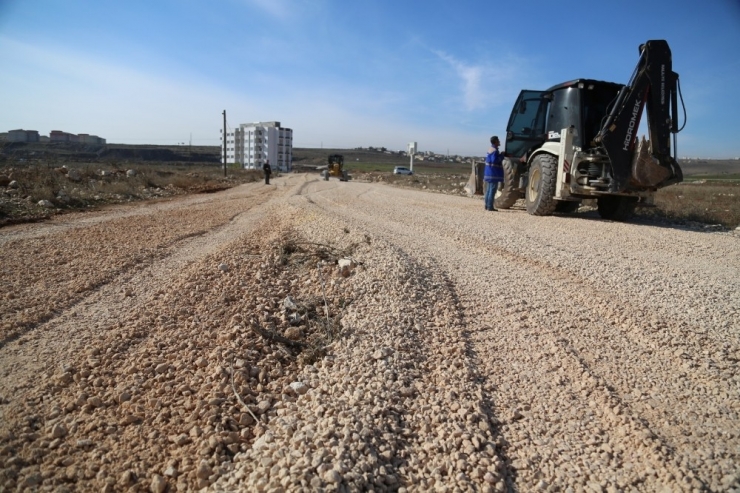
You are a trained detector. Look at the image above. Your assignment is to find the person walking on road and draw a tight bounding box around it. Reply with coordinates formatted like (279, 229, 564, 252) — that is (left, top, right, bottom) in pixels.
(263, 160, 272, 185)
(484, 136, 504, 211)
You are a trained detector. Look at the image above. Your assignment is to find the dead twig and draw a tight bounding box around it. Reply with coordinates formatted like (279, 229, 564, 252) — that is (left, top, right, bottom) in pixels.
(317, 262, 331, 325)
(250, 321, 306, 349)
(230, 358, 259, 424)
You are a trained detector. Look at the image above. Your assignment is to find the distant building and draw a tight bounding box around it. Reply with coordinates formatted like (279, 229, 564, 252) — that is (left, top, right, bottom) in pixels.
(50, 130, 75, 142)
(50, 130, 105, 144)
(7, 129, 40, 142)
(222, 121, 292, 172)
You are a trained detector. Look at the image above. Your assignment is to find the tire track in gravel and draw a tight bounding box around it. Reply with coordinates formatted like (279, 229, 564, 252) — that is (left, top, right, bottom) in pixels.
(0, 178, 300, 404)
(295, 178, 739, 491)
(285, 182, 518, 489)
(0, 182, 284, 348)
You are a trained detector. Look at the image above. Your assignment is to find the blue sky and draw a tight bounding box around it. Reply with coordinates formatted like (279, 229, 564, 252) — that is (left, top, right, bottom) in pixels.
(1, 0, 739, 158)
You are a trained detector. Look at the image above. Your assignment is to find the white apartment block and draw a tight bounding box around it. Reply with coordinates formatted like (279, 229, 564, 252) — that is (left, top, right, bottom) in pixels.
(222, 121, 293, 171)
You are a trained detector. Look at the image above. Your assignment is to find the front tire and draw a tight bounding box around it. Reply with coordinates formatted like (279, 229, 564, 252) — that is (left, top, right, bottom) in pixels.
(597, 196, 637, 221)
(525, 154, 558, 216)
(494, 158, 522, 210)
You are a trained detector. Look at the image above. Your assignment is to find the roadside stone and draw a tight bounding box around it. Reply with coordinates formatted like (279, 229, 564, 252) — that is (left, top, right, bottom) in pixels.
(338, 258, 354, 277)
(50, 423, 68, 439)
(120, 470, 136, 486)
(289, 382, 309, 395)
(196, 462, 212, 479)
(283, 296, 298, 310)
(257, 400, 271, 414)
(150, 474, 167, 493)
(38, 199, 54, 208)
(171, 434, 190, 446)
(22, 472, 42, 487)
(87, 396, 103, 407)
(323, 469, 341, 483)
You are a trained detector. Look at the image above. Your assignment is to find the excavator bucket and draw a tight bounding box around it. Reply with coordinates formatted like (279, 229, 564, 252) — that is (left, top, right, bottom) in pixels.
(630, 137, 671, 188)
(465, 162, 485, 196)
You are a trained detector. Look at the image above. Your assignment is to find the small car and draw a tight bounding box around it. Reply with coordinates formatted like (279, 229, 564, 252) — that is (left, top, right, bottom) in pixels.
(393, 166, 413, 175)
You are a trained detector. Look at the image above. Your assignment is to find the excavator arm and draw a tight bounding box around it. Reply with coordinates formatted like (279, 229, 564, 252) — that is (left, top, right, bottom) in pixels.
(596, 40, 683, 192)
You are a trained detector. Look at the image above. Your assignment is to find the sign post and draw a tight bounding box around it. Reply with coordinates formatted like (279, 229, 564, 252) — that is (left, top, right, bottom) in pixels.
(408, 142, 417, 172)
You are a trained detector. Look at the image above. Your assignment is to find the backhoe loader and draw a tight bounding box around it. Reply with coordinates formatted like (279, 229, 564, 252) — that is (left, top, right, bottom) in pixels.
(493, 40, 685, 221)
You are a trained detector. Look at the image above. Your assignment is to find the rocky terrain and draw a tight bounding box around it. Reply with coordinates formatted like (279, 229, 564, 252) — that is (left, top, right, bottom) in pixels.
(1, 174, 738, 492)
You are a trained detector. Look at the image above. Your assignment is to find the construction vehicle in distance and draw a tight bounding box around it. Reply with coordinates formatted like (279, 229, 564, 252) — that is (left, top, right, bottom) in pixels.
(321, 154, 350, 181)
(494, 39, 685, 221)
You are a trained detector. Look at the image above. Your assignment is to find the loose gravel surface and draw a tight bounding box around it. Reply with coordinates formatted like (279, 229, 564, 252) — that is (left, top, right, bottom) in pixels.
(1, 174, 738, 492)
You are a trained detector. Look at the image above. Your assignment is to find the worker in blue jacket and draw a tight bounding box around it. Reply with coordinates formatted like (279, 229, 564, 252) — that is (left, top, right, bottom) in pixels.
(484, 136, 504, 211)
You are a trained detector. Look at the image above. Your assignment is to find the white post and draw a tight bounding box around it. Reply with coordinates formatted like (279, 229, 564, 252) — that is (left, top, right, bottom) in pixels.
(408, 142, 417, 172)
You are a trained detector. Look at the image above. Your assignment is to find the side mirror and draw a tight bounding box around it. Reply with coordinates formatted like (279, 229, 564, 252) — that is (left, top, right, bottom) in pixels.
(506, 131, 514, 141)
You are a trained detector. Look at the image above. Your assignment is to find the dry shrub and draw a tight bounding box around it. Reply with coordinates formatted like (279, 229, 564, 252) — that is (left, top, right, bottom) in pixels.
(270, 229, 353, 365)
(0, 163, 263, 223)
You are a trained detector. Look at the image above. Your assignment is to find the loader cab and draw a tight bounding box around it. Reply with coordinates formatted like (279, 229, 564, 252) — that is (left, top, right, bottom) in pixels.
(505, 80, 623, 157)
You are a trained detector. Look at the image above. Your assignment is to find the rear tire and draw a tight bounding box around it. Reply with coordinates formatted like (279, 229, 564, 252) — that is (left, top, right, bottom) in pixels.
(597, 196, 637, 221)
(555, 200, 581, 214)
(494, 158, 522, 210)
(525, 154, 558, 216)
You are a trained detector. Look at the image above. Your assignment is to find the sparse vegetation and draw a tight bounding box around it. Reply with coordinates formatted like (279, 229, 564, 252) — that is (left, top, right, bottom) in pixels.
(636, 181, 740, 228)
(0, 162, 261, 226)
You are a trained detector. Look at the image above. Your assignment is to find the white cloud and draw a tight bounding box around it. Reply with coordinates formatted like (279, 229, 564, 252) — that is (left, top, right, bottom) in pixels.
(431, 49, 534, 116)
(434, 50, 485, 111)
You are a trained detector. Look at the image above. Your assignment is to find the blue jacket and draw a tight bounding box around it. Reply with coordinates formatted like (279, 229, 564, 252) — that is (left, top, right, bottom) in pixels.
(484, 146, 504, 182)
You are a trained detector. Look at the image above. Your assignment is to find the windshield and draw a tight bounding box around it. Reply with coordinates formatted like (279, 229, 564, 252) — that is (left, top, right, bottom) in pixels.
(505, 90, 547, 157)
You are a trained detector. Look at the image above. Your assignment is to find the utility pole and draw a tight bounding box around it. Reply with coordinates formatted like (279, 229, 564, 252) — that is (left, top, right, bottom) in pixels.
(222, 110, 227, 177)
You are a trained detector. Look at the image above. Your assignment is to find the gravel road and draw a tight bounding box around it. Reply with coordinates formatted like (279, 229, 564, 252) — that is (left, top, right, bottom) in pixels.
(1, 174, 738, 492)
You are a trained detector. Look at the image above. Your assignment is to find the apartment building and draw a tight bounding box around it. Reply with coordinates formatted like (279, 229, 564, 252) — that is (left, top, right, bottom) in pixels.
(50, 131, 106, 144)
(6, 129, 40, 142)
(222, 121, 292, 172)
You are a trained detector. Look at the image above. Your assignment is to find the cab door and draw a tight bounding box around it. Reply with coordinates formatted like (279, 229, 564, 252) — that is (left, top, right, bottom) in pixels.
(505, 90, 548, 158)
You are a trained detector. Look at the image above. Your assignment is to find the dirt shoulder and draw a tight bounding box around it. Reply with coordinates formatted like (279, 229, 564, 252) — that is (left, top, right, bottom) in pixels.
(1, 174, 738, 492)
